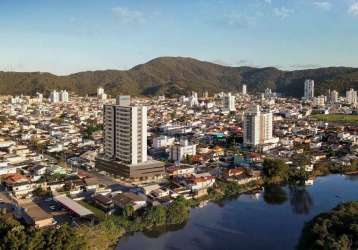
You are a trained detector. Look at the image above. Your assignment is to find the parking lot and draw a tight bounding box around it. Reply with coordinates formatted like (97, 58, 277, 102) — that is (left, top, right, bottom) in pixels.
(34, 197, 73, 224)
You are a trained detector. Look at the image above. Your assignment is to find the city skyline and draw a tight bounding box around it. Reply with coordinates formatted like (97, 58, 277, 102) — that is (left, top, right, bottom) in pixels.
(1, 0, 358, 74)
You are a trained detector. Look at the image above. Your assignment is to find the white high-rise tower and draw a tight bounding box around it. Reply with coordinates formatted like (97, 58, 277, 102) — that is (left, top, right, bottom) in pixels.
(104, 96, 147, 165)
(304, 80, 315, 100)
(243, 105, 278, 147)
(59, 90, 69, 102)
(242, 84, 247, 95)
(49, 90, 59, 103)
(346, 88, 357, 104)
(330, 90, 339, 103)
(223, 92, 236, 112)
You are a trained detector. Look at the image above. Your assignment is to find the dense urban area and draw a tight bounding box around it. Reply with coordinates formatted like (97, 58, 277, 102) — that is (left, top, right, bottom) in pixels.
(0, 80, 357, 249)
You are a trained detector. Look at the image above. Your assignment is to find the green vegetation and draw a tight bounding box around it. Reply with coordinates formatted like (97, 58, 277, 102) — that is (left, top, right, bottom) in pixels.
(76, 217, 125, 250)
(263, 159, 290, 184)
(83, 121, 103, 139)
(0, 214, 86, 250)
(0, 196, 192, 250)
(77, 200, 107, 221)
(314, 160, 358, 177)
(207, 179, 262, 201)
(297, 201, 358, 250)
(77, 196, 191, 248)
(311, 114, 358, 123)
(32, 187, 53, 198)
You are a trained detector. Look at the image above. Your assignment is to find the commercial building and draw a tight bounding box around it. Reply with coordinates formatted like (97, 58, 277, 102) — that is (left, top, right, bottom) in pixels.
(243, 105, 278, 147)
(169, 139, 197, 162)
(304, 80, 315, 100)
(20, 201, 56, 228)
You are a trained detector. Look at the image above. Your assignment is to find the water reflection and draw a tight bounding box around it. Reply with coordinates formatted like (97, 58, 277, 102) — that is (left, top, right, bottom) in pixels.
(345, 174, 358, 181)
(288, 185, 313, 215)
(118, 175, 358, 250)
(263, 185, 288, 205)
(142, 221, 188, 238)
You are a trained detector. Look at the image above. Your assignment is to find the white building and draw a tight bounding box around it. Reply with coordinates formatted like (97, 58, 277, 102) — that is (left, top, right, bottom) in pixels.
(169, 139, 197, 162)
(49, 90, 59, 103)
(330, 90, 339, 103)
(152, 136, 175, 149)
(36, 93, 43, 103)
(346, 88, 357, 104)
(304, 80, 315, 100)
(59, 90, 69, 102)
(97, 87, 107, 100)
(242, 84, 247, 95)
(97, 87, 104, 96)
(188, 91, 199, 107)
(222, 92, 236, 112)
(243, 105, 278, 147)
(313, 95, 326, 107)
(104, 96, 147, 165)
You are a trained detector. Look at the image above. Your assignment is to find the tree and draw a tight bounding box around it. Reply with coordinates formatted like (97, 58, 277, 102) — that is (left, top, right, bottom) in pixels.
(144, 205, 167, 226)
(166, 196, 190, 225)
(263, 159, 289, 184)
(297, 201, 358, 250)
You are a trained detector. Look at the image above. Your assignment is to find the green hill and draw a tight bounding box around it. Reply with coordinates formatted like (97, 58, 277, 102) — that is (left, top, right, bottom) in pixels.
(0, 57, 357, 97)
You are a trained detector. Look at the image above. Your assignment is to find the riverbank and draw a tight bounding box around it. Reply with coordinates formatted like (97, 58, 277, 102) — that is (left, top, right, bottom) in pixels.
(118, 174, 358, 250)
(76, 179, 263, 249)
(79, 160, 357, 249)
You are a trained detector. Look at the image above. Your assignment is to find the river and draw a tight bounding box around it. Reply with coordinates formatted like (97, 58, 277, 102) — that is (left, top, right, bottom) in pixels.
(118, 174, 358, 250)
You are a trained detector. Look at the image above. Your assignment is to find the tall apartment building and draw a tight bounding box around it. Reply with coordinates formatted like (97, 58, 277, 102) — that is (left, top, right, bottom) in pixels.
(97, 87, 107, 100)
(59, 90, 69, 102)
(242, 84, 247, 95)
(222, 92, 236, 112)
(98, 96, 164, 179)
(304, 80, 315, 100)
(49, 90, 59, 103)
(346, 88, 357, 104)
(243, 105, 278, 147)
(104, 96, 147, 165)
(330, 90, 339, 103)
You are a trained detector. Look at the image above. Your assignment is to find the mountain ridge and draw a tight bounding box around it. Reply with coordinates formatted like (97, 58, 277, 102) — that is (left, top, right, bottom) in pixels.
(0, 57, 357, 97)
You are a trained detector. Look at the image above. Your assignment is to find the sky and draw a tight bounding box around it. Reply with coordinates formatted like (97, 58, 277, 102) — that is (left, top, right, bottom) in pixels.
(0, 0, 358, 75)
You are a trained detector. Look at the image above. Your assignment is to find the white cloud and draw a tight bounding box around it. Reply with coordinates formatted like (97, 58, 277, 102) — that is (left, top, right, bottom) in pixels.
(111, 7, 145, 24)
(273, 7, 294, 19)
(313, 1, 332, 11)
(348, 2, 358, 16)
(263, 0, 272, 4)
(223, 11, 256, 28)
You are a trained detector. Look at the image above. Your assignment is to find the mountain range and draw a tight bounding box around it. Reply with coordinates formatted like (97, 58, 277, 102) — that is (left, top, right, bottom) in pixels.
(0, 57, 357, 97)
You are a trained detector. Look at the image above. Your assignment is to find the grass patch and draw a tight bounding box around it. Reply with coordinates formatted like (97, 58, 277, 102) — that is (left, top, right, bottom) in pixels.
(76, 200, 107, 221)
(311, 114, 358, 123)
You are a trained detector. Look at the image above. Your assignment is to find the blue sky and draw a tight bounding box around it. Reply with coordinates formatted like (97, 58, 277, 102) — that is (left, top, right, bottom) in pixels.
(0, 0, 358, 74)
